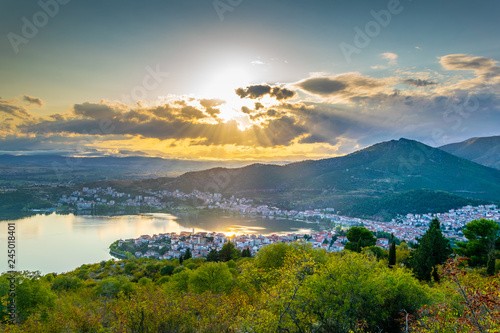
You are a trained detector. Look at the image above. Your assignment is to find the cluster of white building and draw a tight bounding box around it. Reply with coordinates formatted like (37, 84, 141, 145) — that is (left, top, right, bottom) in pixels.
(60, 187, 499, 248)
(59, 186, 167, 210)
(118, 229, 386, 260)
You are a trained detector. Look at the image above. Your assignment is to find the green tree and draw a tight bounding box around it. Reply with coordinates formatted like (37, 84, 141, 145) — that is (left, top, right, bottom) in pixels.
(160, 265, 175, 276)
(345, 227, 376, 252)
(241, 248, 252, 258)
(389, 234, 396, 267)
(0, 271, 56, 322)
(206, 248, 220, 262)
(219, 242, 240, 262)
(410, 218, 452, 282)
(302, 252, 432, 333)
(456, 219, 500, 274)
(51, 275, 82, 292)
(188, 262, 233, 294)
(184, 248, 192, 260)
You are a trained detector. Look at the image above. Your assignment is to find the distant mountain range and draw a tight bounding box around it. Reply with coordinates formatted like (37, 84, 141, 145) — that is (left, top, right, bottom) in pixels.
(0, 155, 256, 185)
(156, 138, 500, 219)
(2, 136, 500, 219)
(439, 135, 500, 170)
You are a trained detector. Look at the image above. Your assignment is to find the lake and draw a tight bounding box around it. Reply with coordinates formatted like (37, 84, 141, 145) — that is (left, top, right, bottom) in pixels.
(0, 212, 320, 274)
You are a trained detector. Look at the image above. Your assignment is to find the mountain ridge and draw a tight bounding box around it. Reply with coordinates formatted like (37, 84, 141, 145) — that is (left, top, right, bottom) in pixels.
(439, 135, 500, 169)
(162, 138, 500, 214)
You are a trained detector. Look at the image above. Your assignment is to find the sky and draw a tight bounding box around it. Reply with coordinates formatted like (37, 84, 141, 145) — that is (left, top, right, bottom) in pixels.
(1, 0, 499, 162)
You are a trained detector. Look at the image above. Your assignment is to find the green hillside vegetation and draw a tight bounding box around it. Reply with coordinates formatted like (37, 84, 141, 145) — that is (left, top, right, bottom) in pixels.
(0, 190, 53, 212)
(2, 220, 499, 332)
(342, 189, 489, 220)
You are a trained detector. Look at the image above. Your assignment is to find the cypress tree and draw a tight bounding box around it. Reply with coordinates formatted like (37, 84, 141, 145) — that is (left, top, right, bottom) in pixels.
(410, 218, 451, 282)
(184, 248, 192, 260)
(388, 234, 396, 267)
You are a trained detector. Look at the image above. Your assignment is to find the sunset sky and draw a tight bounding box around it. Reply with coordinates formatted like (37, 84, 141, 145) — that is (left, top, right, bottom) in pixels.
(1, 0, 499, 161)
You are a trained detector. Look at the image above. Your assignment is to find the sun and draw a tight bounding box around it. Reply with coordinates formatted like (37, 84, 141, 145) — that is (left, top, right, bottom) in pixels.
(198, 64, 257, 121)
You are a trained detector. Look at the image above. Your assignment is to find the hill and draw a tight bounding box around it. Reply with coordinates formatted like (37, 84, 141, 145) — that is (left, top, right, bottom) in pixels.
(439, 135, 500, 169)
(341, 189, 489, 220)
(163, 138, 500, 215)
(0, 155, 253, 185)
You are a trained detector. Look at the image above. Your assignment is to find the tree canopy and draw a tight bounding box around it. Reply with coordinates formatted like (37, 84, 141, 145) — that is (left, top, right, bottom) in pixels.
(410, 218, 452, 282)
(344, 226, 376, 252)
(456, 219, 500, 274)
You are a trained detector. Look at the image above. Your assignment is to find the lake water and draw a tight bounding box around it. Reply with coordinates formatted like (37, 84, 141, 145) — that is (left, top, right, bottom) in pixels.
(0, 212, 320, 274)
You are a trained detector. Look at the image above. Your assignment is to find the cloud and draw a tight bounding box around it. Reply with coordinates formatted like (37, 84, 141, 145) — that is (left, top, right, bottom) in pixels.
(8, 53, 500, 160)
(22, 95, 44, 107)
(402, 79, 437, 87)
(73, 102, 119, 119)
(235, 85, 295, 100)
(251, 60, 265, 65)
(297, 78, 347, 95)
(200, 98, 225, 117)
(440, 54, 500, 81)
(0, 99, 32, 119)
(296, 73, 392, 101)
(381, 52, 398, 65)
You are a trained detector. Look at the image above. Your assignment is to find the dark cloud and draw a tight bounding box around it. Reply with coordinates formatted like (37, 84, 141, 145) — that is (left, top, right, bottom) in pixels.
(235, 85, 295, 100)
(241, 106, 252, 114)
(403, 79, 437, 87)
(296, 74, 389, 99)
(440, 54, 497, 71)
(23, 95, 44, 107)
(180, 106, 206, 120)
(200, 98, 224, 117)
(73, 102, 118, 119)
(49, 114, 66, 121)
(297, 78, 347, 95)
(440, 54, 500, 80)
(0, 99, 31, 119)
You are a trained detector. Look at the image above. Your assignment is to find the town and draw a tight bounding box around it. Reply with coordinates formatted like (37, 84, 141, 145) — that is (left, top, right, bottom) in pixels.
(55, 186, 500, 260)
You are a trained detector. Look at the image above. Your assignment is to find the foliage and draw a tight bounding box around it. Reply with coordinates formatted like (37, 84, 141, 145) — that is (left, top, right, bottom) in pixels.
(345, 226, 376, 252)
(456, 219, 500, 272)
(2, 241, 500, 332)
(389, 235, 397, 267)
(408, 257, 500, 332)
(188, 262, 234, 294)
(50, 275, 82, 292)
(410, 218, 452, 282)
(219, 241, 240, 262)
(183, 248, 192, 260)
(0, 271, 56, 323)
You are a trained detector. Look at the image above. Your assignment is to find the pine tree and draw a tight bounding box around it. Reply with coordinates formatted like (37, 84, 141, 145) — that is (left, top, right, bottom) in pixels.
(184, 248, 192, 260)
(206, 248, 220, 262)
(410, 218, 451, 282)
(388, 233, 396, 267)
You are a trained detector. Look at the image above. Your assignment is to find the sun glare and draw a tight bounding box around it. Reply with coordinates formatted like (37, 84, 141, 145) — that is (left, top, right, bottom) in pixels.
(198, 64, 256, 121)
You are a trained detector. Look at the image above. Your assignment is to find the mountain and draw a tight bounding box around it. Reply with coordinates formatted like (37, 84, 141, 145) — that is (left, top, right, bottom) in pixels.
(0, 155, 254, 185)
(164, 138, 500, 215)
(439, 135, 500, 169)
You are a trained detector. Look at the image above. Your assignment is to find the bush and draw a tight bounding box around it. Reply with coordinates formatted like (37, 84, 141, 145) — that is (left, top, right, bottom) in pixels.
(51, 275, 83, 292)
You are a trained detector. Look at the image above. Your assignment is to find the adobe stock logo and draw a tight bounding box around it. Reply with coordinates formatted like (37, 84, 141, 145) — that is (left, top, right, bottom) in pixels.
(340, 0, 406, 64)
(213, 0, 243, 21)
(7, 0, 71, 54)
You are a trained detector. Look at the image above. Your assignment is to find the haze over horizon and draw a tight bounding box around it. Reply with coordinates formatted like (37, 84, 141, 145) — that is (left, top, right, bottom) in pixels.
(1, 0, 500, 162)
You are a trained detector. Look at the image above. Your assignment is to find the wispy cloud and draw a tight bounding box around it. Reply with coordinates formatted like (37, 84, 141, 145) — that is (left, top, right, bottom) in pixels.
(22, 95, 44, 107)
(380, 52, 398, 65)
